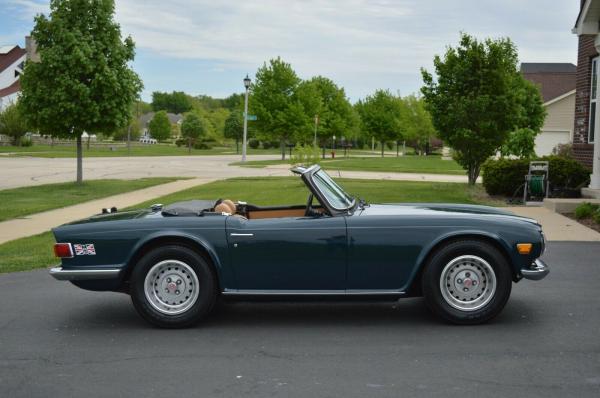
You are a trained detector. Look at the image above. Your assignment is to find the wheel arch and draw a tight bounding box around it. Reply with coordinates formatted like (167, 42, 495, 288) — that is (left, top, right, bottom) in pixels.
(122, 232, 224, 290)
(406, 231, 516, 296)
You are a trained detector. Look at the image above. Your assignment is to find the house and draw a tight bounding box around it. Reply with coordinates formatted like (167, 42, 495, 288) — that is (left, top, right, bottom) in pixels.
(0, 36, 38, 112)
(521, 63, 576, 156)
(0, 45, 26, 111)
(572, 0, 600, 197)
(138, 112, 183, 139)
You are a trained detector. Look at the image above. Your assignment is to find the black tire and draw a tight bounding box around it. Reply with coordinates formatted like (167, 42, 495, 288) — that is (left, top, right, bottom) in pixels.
(130, 245, 217, 328)
(422, 240, 512, 325)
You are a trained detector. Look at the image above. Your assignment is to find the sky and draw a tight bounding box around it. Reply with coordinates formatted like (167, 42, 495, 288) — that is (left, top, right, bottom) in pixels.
(0, 0, 580, 103)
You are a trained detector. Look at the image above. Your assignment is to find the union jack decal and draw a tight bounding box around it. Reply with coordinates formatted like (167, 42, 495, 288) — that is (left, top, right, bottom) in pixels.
(73, 244, 96, 256)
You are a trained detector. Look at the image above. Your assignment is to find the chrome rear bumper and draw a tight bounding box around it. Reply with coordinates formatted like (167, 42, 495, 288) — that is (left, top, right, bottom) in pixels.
(520, 259, 549, 281)
(49, 266, 121, 281)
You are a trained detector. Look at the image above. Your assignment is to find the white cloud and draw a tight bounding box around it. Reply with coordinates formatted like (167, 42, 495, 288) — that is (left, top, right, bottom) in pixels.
(3, 0, 580, 99)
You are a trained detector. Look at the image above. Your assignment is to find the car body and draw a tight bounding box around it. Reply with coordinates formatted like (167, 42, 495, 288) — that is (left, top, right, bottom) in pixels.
(50, 165, 549, 327)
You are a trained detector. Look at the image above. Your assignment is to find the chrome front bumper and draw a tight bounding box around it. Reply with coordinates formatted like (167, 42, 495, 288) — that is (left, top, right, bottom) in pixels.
(520, 259, 550, 281)
(49, 266, 121, 281)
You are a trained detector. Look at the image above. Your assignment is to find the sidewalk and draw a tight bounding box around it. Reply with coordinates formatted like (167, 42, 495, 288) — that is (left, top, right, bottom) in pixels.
(0, 178, 215, 245)
(506, 206, 600, 241)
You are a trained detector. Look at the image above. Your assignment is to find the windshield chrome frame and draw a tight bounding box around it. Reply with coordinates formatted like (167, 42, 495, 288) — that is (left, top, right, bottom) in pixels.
(299, 165, 356, 216)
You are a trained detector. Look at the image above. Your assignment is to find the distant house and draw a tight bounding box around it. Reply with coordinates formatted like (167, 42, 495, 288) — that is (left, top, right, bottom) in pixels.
(138, 112, 183, 139)
(0, 37, 38, 112)
(0, 45, 27, 111)
(521, 63, 576, 156)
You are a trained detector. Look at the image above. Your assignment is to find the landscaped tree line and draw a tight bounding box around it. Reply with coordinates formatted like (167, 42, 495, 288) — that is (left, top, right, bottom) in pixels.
(19, 0, 142, 183)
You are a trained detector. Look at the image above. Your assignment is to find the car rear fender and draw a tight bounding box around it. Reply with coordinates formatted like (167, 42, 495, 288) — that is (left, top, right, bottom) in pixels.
(123, 230, 228, 290)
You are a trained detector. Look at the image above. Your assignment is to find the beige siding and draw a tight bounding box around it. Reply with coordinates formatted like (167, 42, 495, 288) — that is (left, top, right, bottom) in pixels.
(543, 92, 575, 134)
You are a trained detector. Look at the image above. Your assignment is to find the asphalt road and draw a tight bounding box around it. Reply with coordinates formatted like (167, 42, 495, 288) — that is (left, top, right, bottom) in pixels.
(1, 242, 599, 398)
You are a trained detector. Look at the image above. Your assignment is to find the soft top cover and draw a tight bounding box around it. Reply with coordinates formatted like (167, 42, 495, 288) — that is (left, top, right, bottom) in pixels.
(161, 200, 217, 216)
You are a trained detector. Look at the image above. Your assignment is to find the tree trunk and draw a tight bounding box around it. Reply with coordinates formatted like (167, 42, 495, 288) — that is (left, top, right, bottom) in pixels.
(86, 135, 91, 150)
(381, 141, 385, 157)
(236, 138, 239, 154)
(468, 164, 481, 185)
(281, 139, 286, 161)
(396, 141, 399, 157)
(188, 138, 192, 154)
(76, 134, 83, 184)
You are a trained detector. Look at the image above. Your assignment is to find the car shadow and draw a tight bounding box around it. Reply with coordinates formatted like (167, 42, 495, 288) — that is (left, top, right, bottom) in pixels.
(59, 296, 534, 331)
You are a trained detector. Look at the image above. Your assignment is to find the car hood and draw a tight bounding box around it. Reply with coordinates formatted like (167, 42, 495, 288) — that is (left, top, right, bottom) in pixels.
(357, 203, 539, 224)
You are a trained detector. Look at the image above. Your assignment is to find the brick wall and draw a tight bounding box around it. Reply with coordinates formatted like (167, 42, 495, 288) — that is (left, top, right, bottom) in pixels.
(573, 34, 596, 168)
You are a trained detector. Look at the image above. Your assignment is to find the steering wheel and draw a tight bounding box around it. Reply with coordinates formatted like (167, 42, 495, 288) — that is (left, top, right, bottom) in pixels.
(305, 193, 314, 216)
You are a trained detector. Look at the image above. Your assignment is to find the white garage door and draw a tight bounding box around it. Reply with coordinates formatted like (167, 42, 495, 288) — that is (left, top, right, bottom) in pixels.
(535, 130, 571, 156)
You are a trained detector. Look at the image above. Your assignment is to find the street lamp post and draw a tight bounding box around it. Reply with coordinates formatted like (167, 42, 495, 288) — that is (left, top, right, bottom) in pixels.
(242, 74, 251, 162)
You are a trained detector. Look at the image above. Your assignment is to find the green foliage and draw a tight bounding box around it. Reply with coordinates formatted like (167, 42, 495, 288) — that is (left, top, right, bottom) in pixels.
(501, 128, 537, 158)
(19, 0, 142, 182)
(291, 144, 321, 166)
(0, 102, 29, 145)
(148, 111, 172, 141)
(248, 138, 260, 149)
(181, 112, 207, 151)
(296, 76, 359, 145)
(151, 91, 192, 114)
(251, 57, 306, 159)
(481, 158, 529, 196)
(574, 202, 599, 219)
(223, 110, 244, 141)
(20, 136, 33, 147)
(552, 143, 573, 158)
(222, 93, 244, 110)
(355, 90, 404, 157)
(482, 156, 591, 196)
(421, 33, 539, 184)
(402, 95, 436, 155)
(593, 208, 600, 224)
(112, 118, 141, 141)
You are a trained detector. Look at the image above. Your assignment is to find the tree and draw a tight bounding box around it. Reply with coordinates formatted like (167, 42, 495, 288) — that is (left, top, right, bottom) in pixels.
(224, 110, 244, 153)
(181, 112, 206, 153)
(151, 91, 192, 114)
(148, 111, 171, 141)
(403, 95, 437, 155)
(112, 118, 141, 142)
(500, 77, 546, 158)
(0, 102, 29, 145)
(355, 90, 404, 157)
(251, 57, 306, 160)
(296, 76, 359, 147)
(421, 33, 538, 184)
(20, 0, 142, 183)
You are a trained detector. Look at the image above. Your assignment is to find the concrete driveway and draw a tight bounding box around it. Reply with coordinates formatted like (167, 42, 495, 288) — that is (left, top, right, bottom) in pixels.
(1, 242, 599, 397)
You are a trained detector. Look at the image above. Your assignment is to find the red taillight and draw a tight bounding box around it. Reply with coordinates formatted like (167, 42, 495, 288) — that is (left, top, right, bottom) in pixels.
(54, 243, 73, 258)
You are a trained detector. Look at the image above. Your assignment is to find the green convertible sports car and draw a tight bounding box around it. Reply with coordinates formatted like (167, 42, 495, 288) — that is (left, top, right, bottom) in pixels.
(50, 165, 549, 328)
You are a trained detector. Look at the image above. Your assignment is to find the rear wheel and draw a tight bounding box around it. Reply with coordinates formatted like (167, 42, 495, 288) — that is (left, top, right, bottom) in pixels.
(422, 240, 512, 325)
(130, 245, 217, 328)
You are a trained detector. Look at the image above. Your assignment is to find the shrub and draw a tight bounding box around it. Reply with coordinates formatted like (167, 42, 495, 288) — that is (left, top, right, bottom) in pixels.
(574, 202, 599, 219)
(20, 136, 33, 147)
(593, 208, 600, 224)
(262, 141, 272, 149)
(552, 143, 573, 158)
(248, 139, 260, 149)
(291, 144, 320, 166)
(193, 141, 211, 150)
(175, 138, 186, 147)
(482, 156, 591, 197)
(481, 158, 529, 196)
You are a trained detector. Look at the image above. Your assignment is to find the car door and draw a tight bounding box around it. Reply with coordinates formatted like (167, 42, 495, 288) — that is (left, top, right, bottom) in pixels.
(226, 214, 347, 292)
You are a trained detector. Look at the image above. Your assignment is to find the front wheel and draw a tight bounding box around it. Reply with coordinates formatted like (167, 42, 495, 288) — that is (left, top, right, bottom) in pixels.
(130, 245, 217, 328)
(422, 240, 512, 325)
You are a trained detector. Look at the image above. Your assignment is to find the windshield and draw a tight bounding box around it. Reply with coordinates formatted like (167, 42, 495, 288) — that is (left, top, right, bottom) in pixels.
(312, 169, 355, 210)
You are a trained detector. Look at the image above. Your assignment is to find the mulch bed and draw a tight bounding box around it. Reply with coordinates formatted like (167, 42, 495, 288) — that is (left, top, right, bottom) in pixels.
(563, 213, 600, 233)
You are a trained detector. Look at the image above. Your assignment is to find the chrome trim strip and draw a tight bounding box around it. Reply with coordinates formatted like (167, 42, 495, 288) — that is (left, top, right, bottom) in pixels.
(520, 259, 550, 281)
(230, 233, 254, 237)
(49, 267, 121, 281)
(222, 289, 406, 296)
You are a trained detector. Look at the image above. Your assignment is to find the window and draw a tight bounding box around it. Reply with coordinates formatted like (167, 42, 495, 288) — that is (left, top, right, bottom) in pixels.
(312, 170, 354, 211)
(589, 57, 598, 143)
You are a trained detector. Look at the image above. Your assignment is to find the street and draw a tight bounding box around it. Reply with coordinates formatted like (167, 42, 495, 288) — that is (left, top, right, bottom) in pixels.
(1, 242, 599, 398)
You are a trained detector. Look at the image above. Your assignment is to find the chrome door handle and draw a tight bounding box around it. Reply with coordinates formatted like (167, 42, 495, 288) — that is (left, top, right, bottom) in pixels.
(230, 233, 254, 237)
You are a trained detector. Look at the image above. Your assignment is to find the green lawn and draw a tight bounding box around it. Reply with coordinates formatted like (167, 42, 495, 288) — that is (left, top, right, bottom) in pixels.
(233, 156, 464, 175)
(0, 143, 280, 158)
(0, 177, 499, 274)
(0, 178, 179, 222)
